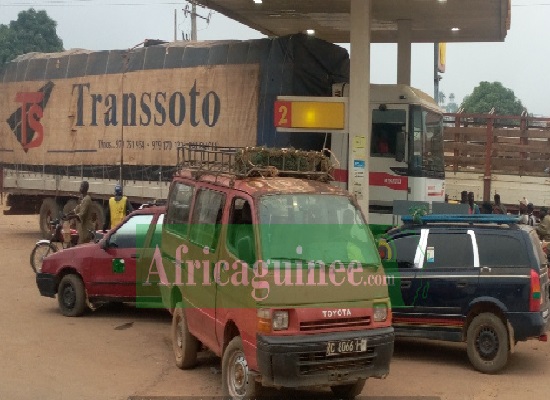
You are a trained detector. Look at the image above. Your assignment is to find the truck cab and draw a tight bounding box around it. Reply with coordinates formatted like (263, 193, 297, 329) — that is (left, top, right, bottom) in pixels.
(160, 145, 394, 399)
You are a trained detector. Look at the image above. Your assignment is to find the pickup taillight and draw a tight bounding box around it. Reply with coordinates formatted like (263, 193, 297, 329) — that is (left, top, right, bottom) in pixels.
(530, 269, 542, 312)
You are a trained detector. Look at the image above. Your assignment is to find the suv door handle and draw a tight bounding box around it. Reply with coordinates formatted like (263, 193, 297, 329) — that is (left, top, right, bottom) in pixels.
(401, 281, 412, 289)
(456, 281, 467, 288)
(480, 266, 492, 273)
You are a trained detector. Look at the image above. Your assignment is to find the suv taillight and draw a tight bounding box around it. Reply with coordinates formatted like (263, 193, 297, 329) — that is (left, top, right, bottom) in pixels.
(530, 269, 542, 312)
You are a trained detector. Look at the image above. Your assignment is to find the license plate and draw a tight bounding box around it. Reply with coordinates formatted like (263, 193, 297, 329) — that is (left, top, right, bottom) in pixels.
(326, 338, 367, 356)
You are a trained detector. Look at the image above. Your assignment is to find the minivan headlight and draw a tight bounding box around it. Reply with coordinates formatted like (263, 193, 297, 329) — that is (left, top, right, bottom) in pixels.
(373, 304, 388, 322)
(272, 310, 289, 330)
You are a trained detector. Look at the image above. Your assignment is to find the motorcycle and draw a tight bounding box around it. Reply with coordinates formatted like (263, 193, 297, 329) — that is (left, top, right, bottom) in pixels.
(30, 214, 103, 273)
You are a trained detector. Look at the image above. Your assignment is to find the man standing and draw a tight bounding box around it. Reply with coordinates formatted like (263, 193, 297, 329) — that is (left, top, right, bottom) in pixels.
(527, 203, 537, 226)
(492, 194, 507, 214)
(72, 181, 94, 244)
(103, 184, 133, 232)
(536, 207, 550, 240)
(467, 192, 480, 215)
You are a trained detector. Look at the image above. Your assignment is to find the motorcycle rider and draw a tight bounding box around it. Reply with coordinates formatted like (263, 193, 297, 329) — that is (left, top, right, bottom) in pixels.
(69, 181, 94, 244)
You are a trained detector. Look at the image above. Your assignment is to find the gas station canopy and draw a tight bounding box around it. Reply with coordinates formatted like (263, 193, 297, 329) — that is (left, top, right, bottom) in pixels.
(195, 0, 511, 43)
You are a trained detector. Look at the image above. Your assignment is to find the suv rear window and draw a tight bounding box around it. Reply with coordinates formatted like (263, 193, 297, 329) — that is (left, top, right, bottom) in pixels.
(476, 233, 530, 267)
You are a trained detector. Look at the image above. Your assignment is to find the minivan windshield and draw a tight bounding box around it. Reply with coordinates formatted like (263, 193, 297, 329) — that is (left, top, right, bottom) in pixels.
(258, 194, 380, 265)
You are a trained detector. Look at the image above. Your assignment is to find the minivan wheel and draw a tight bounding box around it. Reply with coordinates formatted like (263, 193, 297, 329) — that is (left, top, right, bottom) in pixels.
(467, 312, 509, 374)
(222, 336, 260, 399)
(171, 302, 198, 369)
(331, 379, 367, 399)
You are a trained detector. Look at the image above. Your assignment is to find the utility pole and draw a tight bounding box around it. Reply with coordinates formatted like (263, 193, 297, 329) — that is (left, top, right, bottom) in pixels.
(191, 2, 197, 41)
(183, 1, 211, 41)
(434, 42, 440, 105)
(174, 9, 177, 41)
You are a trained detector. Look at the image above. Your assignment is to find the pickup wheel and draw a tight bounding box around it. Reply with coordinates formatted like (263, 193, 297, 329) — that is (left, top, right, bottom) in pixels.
(222, 336, 261, 399)
(57, 274, 86, 317)
(467, 312, 509, 374)
(330, 379, 367, 399)
(171, 302, 198, 369)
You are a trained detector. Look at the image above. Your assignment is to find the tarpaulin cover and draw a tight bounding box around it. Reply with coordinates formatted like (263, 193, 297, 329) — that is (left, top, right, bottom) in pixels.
(0, 34, 349, 182)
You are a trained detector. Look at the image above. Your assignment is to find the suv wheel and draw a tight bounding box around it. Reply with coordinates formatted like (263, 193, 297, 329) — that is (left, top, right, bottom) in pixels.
(466, 312, 509, 373)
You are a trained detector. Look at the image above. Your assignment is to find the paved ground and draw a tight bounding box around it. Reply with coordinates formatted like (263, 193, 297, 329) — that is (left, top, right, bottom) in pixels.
(1, 206, 549, 400)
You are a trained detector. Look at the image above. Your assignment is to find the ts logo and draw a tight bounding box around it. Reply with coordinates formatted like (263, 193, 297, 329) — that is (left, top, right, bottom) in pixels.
(6, 81, 54, 152)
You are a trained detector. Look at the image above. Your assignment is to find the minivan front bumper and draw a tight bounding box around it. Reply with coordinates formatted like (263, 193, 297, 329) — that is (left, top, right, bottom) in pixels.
(256, 327, 394, 388)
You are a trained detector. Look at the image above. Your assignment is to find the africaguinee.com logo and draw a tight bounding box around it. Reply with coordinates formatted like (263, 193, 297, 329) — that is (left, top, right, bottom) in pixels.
(6, 81, 54, 152)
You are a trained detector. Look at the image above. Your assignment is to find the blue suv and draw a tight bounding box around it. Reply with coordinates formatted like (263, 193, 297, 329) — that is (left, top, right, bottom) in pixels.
(379, 214, 550, 373)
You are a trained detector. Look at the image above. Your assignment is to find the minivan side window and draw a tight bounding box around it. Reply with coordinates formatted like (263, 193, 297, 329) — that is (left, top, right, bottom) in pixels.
(477, 234, 530, 267)
(227, 198, 255, 264)
(189, 189, 225, 250)
(165, 182, 194, 236)
(424, 233, 474, 268)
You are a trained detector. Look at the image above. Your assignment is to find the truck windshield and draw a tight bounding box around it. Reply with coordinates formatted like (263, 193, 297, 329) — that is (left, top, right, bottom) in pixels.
(258, 194, 380, 265)
(410, 105, 445, 178)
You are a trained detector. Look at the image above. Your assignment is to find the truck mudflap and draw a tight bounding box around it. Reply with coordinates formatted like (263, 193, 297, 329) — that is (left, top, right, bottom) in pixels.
(256, 327, 394, 388)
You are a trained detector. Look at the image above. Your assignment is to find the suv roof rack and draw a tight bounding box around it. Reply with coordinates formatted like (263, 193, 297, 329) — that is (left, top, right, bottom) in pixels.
(176, 143, 333, 181)
(402, 214, 521, 225)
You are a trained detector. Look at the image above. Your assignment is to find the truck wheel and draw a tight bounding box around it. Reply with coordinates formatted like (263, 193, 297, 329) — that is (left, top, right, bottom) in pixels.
(57, 274, 87, 317)
(39, 198, 59, 238)
(90, 201, 105, 231)
(331, 379, 367, 399)
(222, 336, 261, 399)
(467, 312, 509, 374)
(171, 302, 198, 369)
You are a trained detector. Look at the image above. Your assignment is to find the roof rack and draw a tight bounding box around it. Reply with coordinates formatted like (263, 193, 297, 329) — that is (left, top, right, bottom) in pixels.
(176, 143, 333, 181)
(402, 214, 521, 225)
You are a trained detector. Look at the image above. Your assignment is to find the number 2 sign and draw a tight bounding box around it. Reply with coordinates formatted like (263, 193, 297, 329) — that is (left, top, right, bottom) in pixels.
(274, 101, 292, 127)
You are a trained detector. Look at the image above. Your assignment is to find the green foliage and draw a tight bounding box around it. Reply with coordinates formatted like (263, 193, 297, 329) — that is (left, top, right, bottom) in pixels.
(460, 81, 525, 115)
(0, 9, 63, 65)
(409, 205, 428, 224)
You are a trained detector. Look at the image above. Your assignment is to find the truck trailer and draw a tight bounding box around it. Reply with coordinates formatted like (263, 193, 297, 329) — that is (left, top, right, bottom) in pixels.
(0, 34, 349, 236)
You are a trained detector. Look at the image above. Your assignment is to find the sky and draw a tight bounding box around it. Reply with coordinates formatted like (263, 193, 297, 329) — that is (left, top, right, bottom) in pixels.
(1, 0, 549, 115)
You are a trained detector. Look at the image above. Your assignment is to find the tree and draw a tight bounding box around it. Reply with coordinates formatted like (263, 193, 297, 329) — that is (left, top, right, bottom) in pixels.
(446, 93, 459, 113)
(460, 81, 525, 115)
(438, 91, 446, 107)
(0, 9, 63, 65)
